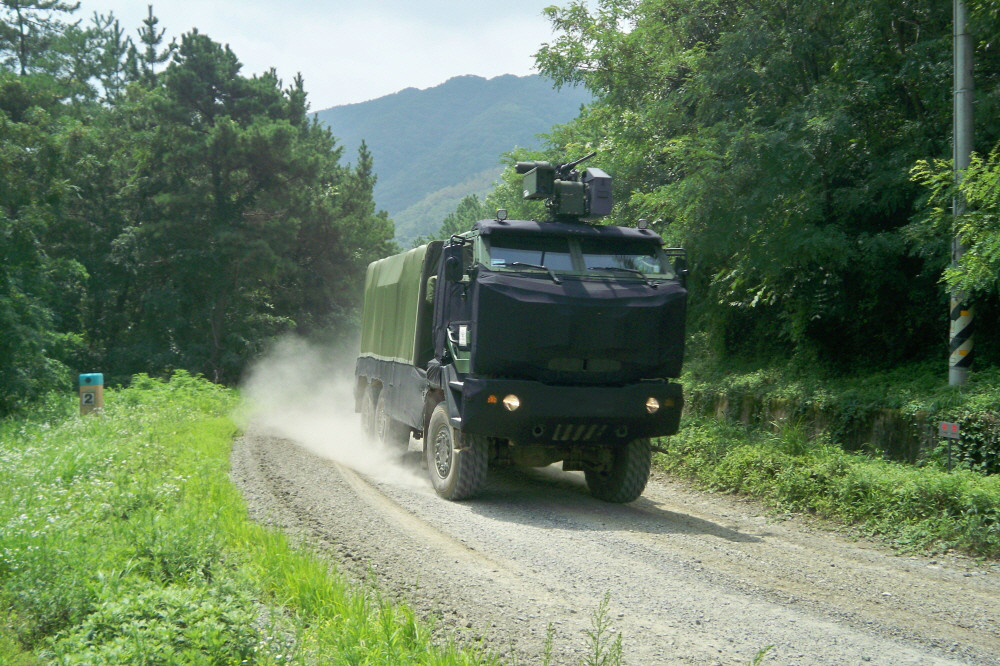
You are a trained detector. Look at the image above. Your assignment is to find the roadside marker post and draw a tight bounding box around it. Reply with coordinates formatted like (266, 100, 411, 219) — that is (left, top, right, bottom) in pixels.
(939, 421, 961, 471)
(79, 373, 104, 415)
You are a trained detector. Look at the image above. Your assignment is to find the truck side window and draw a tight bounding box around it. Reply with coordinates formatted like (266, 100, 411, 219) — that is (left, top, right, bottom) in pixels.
(488, 234, 573, 271)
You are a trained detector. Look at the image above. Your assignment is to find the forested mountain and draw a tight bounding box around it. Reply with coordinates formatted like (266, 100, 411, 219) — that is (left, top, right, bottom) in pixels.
(314, 74, 590, 244)
(0, 4, 393, 413)
(7, 0, 1000, 416)
(468, 0, 1000, 372)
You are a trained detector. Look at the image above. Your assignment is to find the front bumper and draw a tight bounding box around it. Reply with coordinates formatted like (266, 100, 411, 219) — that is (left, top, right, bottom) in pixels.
(458, 377, 682, 444)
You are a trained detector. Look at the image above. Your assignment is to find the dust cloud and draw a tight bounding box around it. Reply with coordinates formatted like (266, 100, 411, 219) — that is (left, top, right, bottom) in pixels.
(238, 336, 430, 491)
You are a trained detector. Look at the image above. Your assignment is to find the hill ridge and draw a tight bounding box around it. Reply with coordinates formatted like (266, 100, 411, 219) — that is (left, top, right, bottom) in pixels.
(314, 73, 589, 244)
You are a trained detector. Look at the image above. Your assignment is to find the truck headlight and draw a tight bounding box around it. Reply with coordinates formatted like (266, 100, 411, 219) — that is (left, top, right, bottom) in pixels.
(503, 394, 521, 411)
(645, 397, 660, 414)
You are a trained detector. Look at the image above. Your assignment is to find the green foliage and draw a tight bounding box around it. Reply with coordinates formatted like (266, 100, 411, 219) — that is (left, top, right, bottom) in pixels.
(126, 4, 174, 88)
(684, 356, 1000, 473)
(94, 30, 394, 381)
(45, 582, 259, 664)
(432, 194, 494, 240)
(395, 168, 501, 246)
(0, 373, 238, 656)
(672, 353, 1000, 555)
(658, 416, 1000, 556)
(0, 1, 79, 77)
(748, 645, 775, 666)
(0, 70, 81, 413)
(0, 374, 493, 664)
(0, 7, 394, 409)
(582, 592, 622, 666)
(912, 147, 1000, 301)
(520, 0, 1000, 369)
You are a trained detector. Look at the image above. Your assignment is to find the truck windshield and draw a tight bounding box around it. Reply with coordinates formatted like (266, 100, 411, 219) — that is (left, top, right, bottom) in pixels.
(489, 235, 574, 272)
(580, 238, 674, 278)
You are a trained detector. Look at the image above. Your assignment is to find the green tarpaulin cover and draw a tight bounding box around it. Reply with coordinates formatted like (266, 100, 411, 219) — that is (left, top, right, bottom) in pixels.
(359, 244, 430, 364)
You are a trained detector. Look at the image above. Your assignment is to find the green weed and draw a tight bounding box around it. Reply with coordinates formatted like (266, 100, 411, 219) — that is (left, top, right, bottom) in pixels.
(657, 417, 1000, 556)
(583, 592, 623, 666)
(0, 372, 494, 664)
(748, 644, 775, 665)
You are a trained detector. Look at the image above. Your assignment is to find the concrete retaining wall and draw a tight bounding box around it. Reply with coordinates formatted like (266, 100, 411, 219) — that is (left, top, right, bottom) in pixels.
(691, 392, 937, 462)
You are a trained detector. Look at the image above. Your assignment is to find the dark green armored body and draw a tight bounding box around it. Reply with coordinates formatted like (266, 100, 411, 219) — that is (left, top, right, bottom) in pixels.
(355, 157, 687, 502)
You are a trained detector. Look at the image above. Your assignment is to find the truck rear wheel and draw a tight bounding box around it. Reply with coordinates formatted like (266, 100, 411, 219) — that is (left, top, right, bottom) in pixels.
(360, 385, 377, 440)
(375, 391, 410, 449)
(585, 438, 651, 503)
(426, 403, 487, 500)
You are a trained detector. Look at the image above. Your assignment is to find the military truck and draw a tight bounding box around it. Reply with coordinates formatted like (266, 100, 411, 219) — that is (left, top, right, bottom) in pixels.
(355, 154, 687, 502)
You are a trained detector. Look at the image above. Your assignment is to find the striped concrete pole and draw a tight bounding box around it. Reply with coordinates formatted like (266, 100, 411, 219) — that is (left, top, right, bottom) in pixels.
(950, 0, 973, 386)
(950, 288, 973, 382)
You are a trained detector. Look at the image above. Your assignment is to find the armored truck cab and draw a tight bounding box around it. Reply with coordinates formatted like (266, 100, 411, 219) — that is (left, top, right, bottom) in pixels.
(355, 157, 687, 502)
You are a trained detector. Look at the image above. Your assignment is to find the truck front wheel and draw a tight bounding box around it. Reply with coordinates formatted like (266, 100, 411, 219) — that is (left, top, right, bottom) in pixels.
(585, 438, 651, 503)
(426, 403, 487, 500)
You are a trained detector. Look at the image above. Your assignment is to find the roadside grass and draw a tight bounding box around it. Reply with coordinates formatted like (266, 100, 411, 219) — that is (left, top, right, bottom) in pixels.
(0, 371, 493, 665)
(656, 417, 1000, 557)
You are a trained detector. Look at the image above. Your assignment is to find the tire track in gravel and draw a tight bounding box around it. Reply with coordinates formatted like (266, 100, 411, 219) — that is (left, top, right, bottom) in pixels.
(231, 430, 1000, 665)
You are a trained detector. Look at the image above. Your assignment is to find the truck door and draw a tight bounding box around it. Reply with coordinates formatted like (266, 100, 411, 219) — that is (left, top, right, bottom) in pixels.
(432, 239, 473, 363)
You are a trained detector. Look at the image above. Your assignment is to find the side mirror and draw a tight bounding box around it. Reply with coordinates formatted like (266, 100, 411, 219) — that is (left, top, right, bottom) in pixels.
(674, 257, 689, 287)
(445, 256, 463, 282)
(444, 242, 464, 282)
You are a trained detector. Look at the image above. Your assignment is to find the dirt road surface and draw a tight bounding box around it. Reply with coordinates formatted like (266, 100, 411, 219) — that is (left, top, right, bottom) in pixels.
(230, 426, 1000, 665)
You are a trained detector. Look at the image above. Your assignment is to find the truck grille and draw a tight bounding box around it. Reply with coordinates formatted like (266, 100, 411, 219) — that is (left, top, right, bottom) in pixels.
(550, 423, 609, 442)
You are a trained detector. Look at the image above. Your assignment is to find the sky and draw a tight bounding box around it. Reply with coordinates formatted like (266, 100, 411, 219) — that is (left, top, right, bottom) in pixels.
(74, 1, 565, 111)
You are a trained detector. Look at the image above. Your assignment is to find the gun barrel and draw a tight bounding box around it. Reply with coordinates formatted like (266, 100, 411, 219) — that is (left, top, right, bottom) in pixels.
(562, 151, 597, 172)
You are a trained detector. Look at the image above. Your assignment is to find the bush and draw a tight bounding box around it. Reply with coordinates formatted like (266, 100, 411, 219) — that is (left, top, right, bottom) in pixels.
(45, 582, 259, 665)
(657, 417, 1000, 556)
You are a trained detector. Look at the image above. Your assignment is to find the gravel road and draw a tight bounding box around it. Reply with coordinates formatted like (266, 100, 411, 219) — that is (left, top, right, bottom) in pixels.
(230, 423, 1000, 665)
(232, 346, 1000, 665)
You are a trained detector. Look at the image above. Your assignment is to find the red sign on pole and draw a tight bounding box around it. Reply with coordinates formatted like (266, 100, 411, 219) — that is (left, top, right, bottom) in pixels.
(939, 421, 961, 439)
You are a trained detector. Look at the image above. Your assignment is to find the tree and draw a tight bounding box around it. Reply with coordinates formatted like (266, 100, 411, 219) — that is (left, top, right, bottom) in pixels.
(434, 194, 492, 239)
(91, 12, 130, 101)
(528, 0, 1000, 369)
(0, 0, 79, 75)
(912, 149, 1000, 299)
(0, 7, 392, 409)
(99, 31, 393, 381)
(125, 4, 173, 87)
(0, 71, 84, 413)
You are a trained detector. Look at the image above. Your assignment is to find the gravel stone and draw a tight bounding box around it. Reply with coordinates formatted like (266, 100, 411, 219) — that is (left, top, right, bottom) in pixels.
(231, 428, 1000, 665)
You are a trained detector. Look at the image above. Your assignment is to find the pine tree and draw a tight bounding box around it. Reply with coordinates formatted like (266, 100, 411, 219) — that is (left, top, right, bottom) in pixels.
(0, 0, 79, 75)
(126, 4, 173, 86)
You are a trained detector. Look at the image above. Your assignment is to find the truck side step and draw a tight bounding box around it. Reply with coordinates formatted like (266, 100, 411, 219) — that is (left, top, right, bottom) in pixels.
(448, 380, 464, 391)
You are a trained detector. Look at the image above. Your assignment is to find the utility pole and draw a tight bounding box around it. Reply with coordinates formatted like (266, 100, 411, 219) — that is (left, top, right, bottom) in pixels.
(950, 0, 974, 386)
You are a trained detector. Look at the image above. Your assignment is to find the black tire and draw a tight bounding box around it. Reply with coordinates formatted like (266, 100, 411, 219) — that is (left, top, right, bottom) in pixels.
(585, 438, 651, 503)
(425, 403, 488, 500)
(375, 390, 410, 449)
(360, 384, 377, 440)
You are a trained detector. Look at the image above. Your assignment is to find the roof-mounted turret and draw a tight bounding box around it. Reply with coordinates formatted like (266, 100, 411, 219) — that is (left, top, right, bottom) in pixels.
(515, 151, 612, 223)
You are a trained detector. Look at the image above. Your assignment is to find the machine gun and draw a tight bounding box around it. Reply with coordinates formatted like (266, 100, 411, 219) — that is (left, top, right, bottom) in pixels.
(515, 151, 612, 222)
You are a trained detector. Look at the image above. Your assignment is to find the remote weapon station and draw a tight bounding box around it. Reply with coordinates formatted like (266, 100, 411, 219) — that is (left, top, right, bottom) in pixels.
(355, 154, 688, 502)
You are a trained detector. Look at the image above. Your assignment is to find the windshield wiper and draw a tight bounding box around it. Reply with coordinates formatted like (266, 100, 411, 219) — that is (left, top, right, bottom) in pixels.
(587, 266, 657, 288)
(508, 262, 562, 285)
